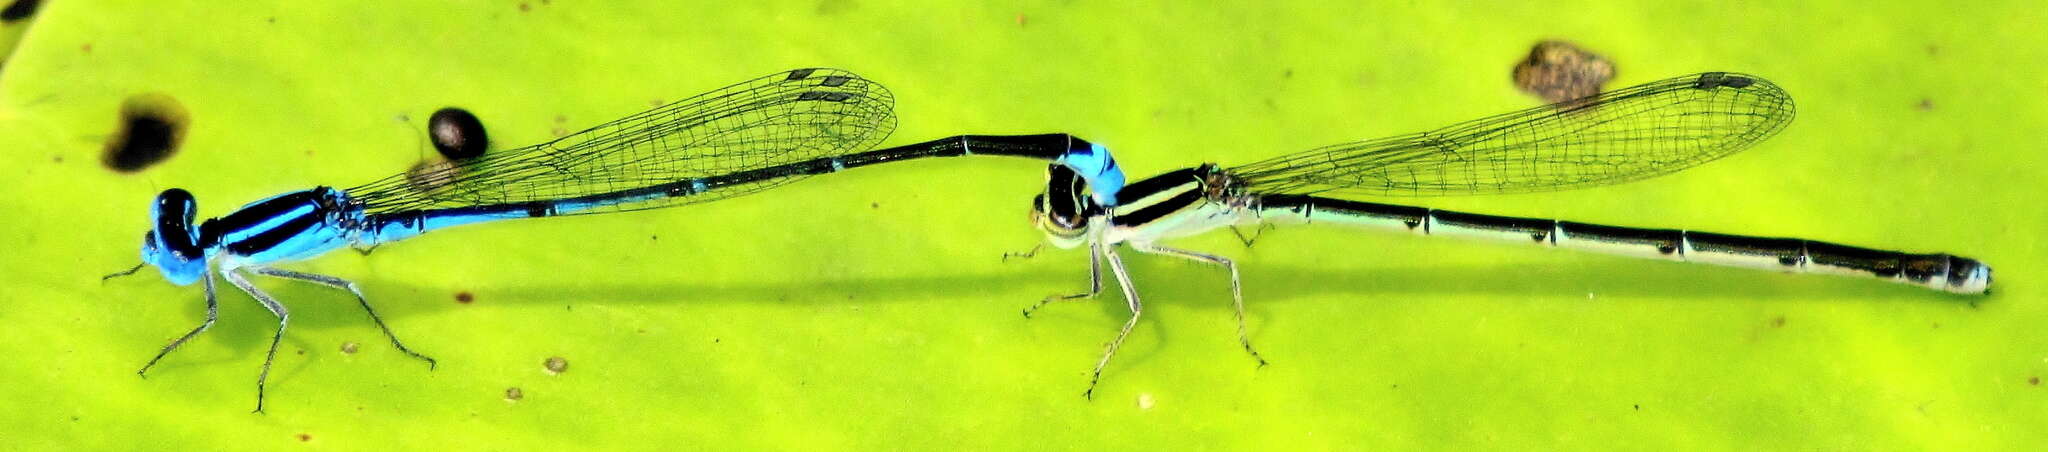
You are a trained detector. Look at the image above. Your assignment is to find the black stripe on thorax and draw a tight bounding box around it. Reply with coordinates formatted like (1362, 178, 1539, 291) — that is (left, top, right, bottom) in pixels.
(214, 189, 325, 227)
(1113, 168, 1202, 207)
(222, 211, 324, 255)
(1111, 188, 1203, 227)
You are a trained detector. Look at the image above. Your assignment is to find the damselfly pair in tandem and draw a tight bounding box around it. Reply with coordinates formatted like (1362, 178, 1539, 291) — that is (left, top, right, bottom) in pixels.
(106, 68, 1988, 410)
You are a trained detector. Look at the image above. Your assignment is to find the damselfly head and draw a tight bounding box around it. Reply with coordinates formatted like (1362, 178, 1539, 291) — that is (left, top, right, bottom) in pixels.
(1030, 163, 1097, 248)
(140, 188, 207, 285)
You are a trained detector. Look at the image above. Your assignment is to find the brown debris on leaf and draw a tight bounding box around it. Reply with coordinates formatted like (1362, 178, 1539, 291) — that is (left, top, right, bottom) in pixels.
(1512, 40, 1616, 104)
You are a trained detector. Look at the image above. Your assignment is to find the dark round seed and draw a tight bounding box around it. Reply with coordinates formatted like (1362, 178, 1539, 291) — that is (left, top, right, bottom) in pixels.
(2, 0, 42, 22)
(544, 356, 567, 375)
(428, 107, 488, 160)
(102, 93, 188, 173)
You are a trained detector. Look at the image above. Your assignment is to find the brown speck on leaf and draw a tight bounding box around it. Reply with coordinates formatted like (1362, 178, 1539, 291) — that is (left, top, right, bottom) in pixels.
(518, 2, 530, 12)
(1016, 13, 1027, 26)
(296, 433, 312, 442)
(296, 349, 305, 355)
(81, 43, 91, 53)
(2030, 376, 2040, 386)
(406, 159, 459, 193)
(52, 155, 62, 163)
(504, 387, 524, 401)
(341, 342, 359, 354)
(1917, 98, 1935, 111)
(554, 114, 567, 123)
(1770, 316, 1786, 328)
(1512, 40, 1615, 104)
(544, 356, 568, 375)
(455, 292, 475, 304)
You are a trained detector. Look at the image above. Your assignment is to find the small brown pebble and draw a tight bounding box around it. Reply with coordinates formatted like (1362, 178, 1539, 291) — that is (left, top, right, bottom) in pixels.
(1512, 40, 1615, 104)
(341, 342, 359, 354)
(544, 356, 568, 375)
(504, 387, 524, 401)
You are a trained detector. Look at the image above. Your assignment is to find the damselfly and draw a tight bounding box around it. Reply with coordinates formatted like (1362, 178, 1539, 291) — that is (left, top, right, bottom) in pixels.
(1016, 72, 1991, 398)
(104, 68, 1125, 412)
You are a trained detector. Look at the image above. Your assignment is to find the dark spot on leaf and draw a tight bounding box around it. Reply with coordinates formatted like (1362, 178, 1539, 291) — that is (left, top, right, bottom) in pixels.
(517, 2, 530, 12)
(2031, 376, 2040, 386)
(429, 107, 488, 160)
(1512, 40, 1615, 104)
(504, 387, 523, 401)
(1770, 316, 1786, 328)
(341, 342, 359, 354)
(1, 0, 39, 22)
(102, 93, 189, 173)
(296, 433, 311, 442)
(455, 292, 475, 304)
(544, 356, 568, 375)
(1916, 98, 1934, 111)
